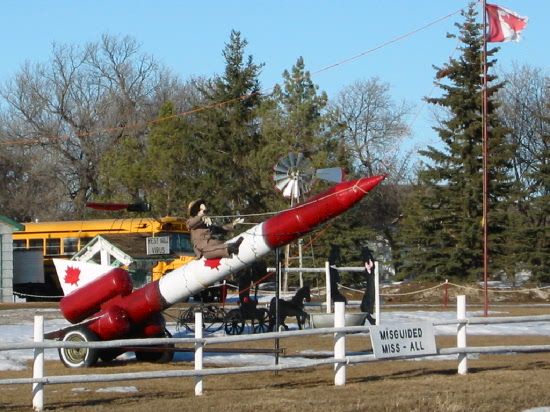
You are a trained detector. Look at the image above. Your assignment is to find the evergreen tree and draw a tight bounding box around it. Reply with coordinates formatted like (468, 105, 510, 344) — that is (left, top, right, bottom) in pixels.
(255, 56, 333, 211)
(143, 101, 193, 216)
(98, 134, 148, 207)
(397, 4, 515, 281)
(256, 58, 339, 273)
(190, 30, 265, 216)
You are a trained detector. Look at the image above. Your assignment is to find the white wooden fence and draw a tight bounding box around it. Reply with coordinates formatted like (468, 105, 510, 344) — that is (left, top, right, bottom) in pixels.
(1, 297, 550, 411)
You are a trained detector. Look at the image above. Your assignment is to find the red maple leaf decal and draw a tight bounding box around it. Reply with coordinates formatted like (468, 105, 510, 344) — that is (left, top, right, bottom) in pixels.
(204, 258, 222, 269)
(64, 266, 81, 286)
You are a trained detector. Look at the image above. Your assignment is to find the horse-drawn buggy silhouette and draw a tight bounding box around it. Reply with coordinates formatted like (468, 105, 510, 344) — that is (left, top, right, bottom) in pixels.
(223, 297, 271, 335)
(177, 285, 312, 335)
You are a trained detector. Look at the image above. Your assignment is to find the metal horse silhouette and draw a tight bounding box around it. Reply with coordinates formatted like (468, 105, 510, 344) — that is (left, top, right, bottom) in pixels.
(269, 285, 311, 331)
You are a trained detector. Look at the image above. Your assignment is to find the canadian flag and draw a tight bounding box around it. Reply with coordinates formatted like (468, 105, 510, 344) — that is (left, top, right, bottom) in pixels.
(485, 3, 528, 42)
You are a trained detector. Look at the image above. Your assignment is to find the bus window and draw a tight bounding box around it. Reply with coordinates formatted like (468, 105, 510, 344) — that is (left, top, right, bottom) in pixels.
(169, 233, 193, 254)
(46, 238, 61, 255)
(63, 238, 78, 255)
(13, 239, 27, 250)
(79, 237, 93, 250)
(29, 239, 44, 252)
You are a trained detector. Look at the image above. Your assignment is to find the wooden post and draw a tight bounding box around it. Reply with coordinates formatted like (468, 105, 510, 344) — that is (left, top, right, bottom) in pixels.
(194, 310, 203, 396)
(334, 301, 346, 386)
(325, 261, 332, 314)
(457, 295, 468, 375)
(32, 315, 44, 411)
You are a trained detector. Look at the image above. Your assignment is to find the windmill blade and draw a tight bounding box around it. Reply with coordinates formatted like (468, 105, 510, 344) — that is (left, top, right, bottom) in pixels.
(287, 152, 298, 168)
(278, 154, 292, 170)
(275, 177, 292, 192)
(274, 170, 290, 182)
(282, 179, 298, 198)
(315, 167, 344, 183)
(274, 164, 290, 174)
(295, 152, 305, 167)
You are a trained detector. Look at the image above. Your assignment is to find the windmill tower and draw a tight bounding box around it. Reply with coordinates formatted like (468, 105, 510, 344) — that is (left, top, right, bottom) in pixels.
(273, 152, 343, 291)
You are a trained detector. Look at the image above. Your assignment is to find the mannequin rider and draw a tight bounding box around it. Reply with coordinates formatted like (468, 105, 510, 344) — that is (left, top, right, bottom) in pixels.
(187, 199, 244, 259)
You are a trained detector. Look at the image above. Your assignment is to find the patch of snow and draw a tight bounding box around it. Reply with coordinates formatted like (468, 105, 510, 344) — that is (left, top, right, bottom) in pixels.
(95, 386, 139, 393)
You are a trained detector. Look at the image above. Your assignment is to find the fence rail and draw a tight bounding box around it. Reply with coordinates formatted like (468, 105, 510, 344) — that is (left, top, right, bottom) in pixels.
(1, 297, 549, 411)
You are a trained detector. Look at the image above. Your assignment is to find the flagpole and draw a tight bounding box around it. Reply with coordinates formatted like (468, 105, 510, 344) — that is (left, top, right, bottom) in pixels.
(482, 0, 489, 317)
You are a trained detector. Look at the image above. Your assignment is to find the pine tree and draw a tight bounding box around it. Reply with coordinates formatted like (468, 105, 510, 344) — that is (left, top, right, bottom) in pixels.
(255, 56, 333, 211)
(397, 5, 515, 281)
(190, 30, 265, 216)
(143, 101, 192, 216)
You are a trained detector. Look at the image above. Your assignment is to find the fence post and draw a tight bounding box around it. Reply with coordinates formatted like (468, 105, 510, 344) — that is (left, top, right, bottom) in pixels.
(456, 295, 467, 375)
(334, 301, 346, 386)
(443, 279, 449, 308)
(374, 261, 380, 325)
(325, 261, 332, 314)
(194, 309, 203, 396)
(32, 315, 44, 411)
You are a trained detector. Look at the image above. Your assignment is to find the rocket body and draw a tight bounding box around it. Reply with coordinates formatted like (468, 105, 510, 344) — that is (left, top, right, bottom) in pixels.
(64, 175, 384, 341)
(158, 175, 385, 305)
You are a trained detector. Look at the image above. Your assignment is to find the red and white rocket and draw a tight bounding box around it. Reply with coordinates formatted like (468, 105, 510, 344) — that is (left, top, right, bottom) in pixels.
(58, 175, 385, 341)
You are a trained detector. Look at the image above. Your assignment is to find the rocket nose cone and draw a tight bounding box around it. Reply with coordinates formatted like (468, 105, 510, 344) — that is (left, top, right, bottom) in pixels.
(355, 174, 386, 193)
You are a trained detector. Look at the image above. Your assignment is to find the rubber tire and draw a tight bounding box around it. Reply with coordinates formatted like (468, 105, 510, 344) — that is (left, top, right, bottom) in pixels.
(99, 349, 122, 363)
(135, 329, 174, 363)
(58, 327, 99, 368)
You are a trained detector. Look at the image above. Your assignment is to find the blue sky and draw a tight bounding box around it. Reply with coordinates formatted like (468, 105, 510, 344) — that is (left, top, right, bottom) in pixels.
(1, 1, 547, 153)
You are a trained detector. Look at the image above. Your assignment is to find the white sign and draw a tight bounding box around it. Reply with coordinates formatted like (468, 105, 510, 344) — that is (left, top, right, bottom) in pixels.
(369, 321, 437, 359)
(146, 236, 170, 255)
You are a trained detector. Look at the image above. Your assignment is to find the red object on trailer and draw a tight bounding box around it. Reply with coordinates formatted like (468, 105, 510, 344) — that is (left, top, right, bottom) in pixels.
(84, 282, 166, 340)
(59, 268, 133, 324)
(87, 305, 131, 340)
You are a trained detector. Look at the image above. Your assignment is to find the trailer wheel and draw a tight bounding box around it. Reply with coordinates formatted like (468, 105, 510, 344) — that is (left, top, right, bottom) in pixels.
(58, 327, 99, 368)
(99, 349, 122, 363)
(135, 329, 174, 363)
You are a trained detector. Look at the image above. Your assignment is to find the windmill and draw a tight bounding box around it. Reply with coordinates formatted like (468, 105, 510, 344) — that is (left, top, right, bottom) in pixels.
(273, 152, 343, 204)
(273, 152, 344, 291)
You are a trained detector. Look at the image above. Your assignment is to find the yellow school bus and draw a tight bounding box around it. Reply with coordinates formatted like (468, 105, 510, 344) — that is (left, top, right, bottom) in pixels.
(12, 216, 194, 300)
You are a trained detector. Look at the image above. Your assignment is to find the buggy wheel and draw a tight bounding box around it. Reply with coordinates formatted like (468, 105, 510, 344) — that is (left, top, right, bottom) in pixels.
(224, 311, 244, 335)
(203, 305, 227, 333)
(177, 307, 196, 332)
(58, 327, 99, 368)
(253, 309, 271, 334)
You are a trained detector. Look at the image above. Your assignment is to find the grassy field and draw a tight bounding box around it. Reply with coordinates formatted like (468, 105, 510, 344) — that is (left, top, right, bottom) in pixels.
(1, 300, 550, 411)
(1, 342, 549, 411)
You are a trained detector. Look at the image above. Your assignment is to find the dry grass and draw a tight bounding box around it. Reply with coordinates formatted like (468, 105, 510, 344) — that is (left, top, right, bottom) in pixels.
(1, 292, 549, 411)
(1, 350, 550, 412)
